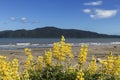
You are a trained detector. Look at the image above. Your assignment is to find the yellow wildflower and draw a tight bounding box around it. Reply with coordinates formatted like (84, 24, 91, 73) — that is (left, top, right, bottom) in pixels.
(112, 55, 120, 75)
(24, 48, 32, 55)
(66, 66, 75, 73)
(53, 36, 73, 61)
(22, 70, 29, 80)
(78, 44, 88, 65)
(11, 58, 20, 80)
(44, 50, 52, 66)
(76, 69, 84, 80)
(87, 55, 97, 75)
(24, 48, 33, 69)
(100, 52, 114, 75)
(36, 56, 43, 70)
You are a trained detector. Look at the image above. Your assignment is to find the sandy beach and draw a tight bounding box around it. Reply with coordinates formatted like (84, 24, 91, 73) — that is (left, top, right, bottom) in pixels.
(0, 44, 120, 72)
(0, 45, 120, 64)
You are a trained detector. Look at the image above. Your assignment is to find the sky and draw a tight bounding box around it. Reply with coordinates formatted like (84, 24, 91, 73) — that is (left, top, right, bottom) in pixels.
(0, 0, 120, 35)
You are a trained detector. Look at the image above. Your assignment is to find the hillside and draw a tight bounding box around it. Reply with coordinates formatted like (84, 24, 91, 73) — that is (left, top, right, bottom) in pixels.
(0, 26, 119, 38)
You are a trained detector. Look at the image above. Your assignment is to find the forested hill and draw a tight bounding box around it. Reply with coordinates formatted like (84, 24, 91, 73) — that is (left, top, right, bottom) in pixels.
(0, 26, 120, 38)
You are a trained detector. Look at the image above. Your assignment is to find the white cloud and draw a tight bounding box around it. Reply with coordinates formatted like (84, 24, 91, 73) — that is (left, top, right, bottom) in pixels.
(84, 1, 102, 6)
(83, 9, 118, 19)
(83, 9, 91, 13)
(21, 17, 27, 23)
(9, 17, 40, 24)
(91, 9, 118, 19)
(90, 14, 95, 18)
(10, 17, 16, 21)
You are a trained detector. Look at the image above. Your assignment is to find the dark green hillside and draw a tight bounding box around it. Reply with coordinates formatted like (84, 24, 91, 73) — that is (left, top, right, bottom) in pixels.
(0, 26, 119, 38)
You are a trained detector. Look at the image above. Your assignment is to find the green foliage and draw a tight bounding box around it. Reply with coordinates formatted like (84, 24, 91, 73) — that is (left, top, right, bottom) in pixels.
(26, 65, 77, 80)
(84, 71, 101, 80)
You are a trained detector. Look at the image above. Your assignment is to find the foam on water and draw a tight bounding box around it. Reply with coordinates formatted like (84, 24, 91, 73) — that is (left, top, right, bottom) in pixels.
(0, 41, 120, 50)
(0, 43, 53, 50)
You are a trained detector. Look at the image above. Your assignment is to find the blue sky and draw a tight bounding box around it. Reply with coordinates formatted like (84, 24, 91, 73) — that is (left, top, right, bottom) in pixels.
(0, 0, 120, 35)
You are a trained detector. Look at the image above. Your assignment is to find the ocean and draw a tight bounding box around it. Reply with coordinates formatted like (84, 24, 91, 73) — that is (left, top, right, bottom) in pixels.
(0, 38, 120, 50)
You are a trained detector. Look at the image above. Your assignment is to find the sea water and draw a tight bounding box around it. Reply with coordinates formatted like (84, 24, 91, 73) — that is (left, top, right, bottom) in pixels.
(0, 38, 120, 50)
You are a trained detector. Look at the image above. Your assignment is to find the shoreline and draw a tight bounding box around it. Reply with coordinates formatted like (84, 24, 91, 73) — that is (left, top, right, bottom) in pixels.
(0, 45, 120, 59)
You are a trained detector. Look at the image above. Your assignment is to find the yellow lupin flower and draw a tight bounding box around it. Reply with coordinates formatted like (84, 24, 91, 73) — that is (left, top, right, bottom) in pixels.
(22, 70, 30, 80)
(53, 36, 73, 61)
(100, 52, 114, 76)
(24, 48, 34, 69)
(105, 52, 114, 74)
(36, 56, 43, 70)
(61, 35, 65, 42)
(66, 66, 75, 73)
(76, 69, 84, 80)
(87, 55, 97, 75)
(78, 44, 88, 65)
(44, 50, 52, 66)
(24, 48, 32, 55)
(0, 56, 20, 80)
(0, 55, 6, 59)
(112, 55, 120, 75)
(0, 56, 12, 80)
(11, 58, 20, 80)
